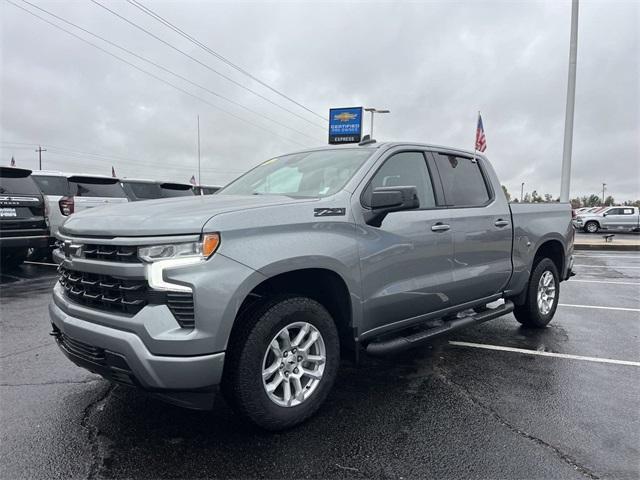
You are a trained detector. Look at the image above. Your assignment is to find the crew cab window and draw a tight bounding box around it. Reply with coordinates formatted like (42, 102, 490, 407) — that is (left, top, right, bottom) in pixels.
(365, 151, 436, 209)
(623, 208, 634, 214)
(434, 154, 491, 206)
(32, 176, 70, 196)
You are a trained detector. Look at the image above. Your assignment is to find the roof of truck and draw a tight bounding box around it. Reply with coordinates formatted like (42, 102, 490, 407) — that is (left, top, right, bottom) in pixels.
(284, 141, 486, 159)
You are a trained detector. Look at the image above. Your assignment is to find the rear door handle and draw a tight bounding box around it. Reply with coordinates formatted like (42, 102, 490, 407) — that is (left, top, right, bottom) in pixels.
(494, 219, 510, 228)
(431, 223, 451, 232)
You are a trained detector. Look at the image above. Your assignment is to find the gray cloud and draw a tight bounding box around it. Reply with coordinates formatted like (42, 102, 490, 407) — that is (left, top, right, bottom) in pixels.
(1, 0, 638, 200)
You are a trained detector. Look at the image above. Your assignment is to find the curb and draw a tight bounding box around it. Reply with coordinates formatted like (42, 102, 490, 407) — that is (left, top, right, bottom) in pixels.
(575, 243, 640, 252)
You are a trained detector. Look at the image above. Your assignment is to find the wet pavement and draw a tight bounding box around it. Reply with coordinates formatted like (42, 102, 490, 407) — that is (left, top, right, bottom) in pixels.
(1, 253, 639, 479)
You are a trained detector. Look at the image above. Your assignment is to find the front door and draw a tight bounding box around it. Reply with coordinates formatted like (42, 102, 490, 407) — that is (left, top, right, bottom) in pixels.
(357, 150, 454, 337)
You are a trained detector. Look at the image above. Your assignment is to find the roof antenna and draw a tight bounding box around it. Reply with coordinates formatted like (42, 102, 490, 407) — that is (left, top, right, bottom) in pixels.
(359, 134, 376, 146)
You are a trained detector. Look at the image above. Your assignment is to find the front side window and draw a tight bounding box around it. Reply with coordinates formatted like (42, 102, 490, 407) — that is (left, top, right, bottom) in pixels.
(364, 151, 436, 209)
(434, 154, 491, 206)
(219, 149, 374, 198)
(606, 208, 622, 215)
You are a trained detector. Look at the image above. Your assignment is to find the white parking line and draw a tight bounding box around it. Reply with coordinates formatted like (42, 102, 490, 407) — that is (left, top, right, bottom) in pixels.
(559, 303, 640, 312)
(23, 261, 57, 267)
(573, 264, 640, 269)
(448, 341, 640, 367)
(568, 279, 640, 286)
(574, 254, 640, 259)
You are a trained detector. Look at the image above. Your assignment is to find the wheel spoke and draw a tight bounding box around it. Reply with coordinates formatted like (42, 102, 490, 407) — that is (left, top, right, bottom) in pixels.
(263, 360, 280, 379)
(282, 379, 292, 405)
(291, 323, 310, 347)
(306, 354, 326, 365)
(270, 339, 282, 358)
(301, 367, 322, 380)
(291, 376, 303, 400)
(299, 331, 319, 352)
(279, 329, 292, 350)
(266, 373, 284, 393)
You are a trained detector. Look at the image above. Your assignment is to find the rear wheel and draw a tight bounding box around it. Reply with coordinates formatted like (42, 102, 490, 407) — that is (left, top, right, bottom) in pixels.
(222, 296, 340, 431)
(513, 258, 560, 328)
(584, 221, 599, 233)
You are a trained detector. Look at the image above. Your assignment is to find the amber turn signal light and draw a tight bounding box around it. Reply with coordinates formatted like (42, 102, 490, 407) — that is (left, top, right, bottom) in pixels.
(202, 233, 220, 258)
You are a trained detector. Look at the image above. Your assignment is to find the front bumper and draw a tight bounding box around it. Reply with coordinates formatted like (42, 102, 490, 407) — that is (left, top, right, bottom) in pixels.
(49, 297, 225, 409)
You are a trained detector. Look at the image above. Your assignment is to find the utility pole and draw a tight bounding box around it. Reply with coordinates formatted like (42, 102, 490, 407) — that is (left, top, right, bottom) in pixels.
(560, 0, 579, 202)
(197, 115, 201, 186)
(602, 183, 606, 205)
(35, 146, 47, 170)
(521, 182, 525, 202)
(364, 108, 390, 138)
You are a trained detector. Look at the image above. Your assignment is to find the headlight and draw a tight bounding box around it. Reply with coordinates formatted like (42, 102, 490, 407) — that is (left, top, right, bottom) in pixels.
(138, 233, 220, 262)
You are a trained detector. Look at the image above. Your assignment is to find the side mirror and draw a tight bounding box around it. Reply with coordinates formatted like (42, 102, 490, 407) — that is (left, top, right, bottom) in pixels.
(364, 186, 420, 227)
(602, 212, 608, 216)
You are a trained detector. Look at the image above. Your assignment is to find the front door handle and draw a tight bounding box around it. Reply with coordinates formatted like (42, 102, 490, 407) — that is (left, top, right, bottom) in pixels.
(494, 219, 510, 228)
(431, 223, 451, 232)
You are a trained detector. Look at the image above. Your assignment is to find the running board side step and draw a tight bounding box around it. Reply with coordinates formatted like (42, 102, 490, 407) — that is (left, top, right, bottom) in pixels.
(365, 300, 514, 357)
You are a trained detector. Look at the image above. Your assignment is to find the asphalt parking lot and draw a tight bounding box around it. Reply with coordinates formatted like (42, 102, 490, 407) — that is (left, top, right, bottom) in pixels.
(1, 251, 639, 480)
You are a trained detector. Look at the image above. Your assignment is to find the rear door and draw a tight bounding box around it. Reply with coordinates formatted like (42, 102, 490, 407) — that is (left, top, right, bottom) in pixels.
(605, 207, 639, 230)
(357, 149, 454, 336)
(0, 168, 47, 239)
(430, 151, 512, 306)
(67, 176, 129, 212)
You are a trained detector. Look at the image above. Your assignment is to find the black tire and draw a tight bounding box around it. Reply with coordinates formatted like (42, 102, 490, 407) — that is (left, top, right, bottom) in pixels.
(584, 221, 599, 233)
(513, 258, 560, 328)
(0, 248, 28, 271)
(222, 295, 340, 431)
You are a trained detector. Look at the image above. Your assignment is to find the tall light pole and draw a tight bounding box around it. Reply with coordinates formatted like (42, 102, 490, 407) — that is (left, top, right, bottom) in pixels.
(560, 0, 579, 202)
(521, 183, 525, 202)
(197, 115, 201, 186)
(364, 108, 390, 138)
(602, 182, 606, 205)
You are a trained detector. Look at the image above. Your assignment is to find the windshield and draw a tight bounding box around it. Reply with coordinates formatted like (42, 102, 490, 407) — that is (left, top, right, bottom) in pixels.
(219, 149, 373, 197)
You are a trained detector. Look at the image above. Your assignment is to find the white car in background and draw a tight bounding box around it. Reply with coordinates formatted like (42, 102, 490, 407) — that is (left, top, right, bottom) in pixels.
(31, 171, 129, 243)
(573, 206, 640, 233)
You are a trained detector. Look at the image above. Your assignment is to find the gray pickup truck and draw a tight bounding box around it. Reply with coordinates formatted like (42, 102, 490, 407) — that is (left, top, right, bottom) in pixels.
(50, 142, 574, 430)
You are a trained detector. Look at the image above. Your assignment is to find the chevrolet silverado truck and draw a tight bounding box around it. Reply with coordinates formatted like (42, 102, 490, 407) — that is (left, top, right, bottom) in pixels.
(573, 205, 640, 233)
(50, 142, 574, 430)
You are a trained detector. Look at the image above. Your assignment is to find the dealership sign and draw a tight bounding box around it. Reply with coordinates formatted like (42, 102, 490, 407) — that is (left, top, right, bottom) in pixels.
(328, 107, 363, 144)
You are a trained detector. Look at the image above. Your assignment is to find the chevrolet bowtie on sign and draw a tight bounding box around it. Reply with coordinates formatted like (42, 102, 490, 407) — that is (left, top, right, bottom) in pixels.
(328, 107, 363, 144)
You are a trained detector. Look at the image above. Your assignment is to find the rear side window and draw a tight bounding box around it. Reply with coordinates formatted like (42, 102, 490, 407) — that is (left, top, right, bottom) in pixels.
(0, 169, 41, 195)
(364, 151, 436, 209)
(434, 154, 491, 206)
(32, 176, 70, 196)
(68, 177, 127, 198)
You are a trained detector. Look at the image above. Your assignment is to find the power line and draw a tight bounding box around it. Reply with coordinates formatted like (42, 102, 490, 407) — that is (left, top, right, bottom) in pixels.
(127, 0, 328, 122)
(20, 0, 319, 143)
(89, 0, 326, 130)
(6, 0, 308, 148)
(1, 143, 245, 174)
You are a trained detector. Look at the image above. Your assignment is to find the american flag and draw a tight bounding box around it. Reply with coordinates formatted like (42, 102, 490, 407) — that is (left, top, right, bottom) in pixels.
(189, 175, 197, 186)
(475, 114, 487, 152)
(10, 156, 15, 167)
(111, 166, 116, 177)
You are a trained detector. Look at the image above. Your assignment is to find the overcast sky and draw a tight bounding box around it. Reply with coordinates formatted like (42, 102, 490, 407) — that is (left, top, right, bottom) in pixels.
(1, 0, 638, 200)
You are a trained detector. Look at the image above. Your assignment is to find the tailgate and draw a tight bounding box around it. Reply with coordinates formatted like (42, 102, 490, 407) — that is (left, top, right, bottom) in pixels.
(0, 194, 48, 237)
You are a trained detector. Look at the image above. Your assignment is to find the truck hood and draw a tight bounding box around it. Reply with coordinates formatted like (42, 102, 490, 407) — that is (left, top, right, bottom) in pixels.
(60, 194, 312, 237)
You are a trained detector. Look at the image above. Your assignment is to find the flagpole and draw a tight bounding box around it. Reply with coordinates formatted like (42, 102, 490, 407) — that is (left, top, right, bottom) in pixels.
(197, 115, 201, 186)
(472, 110, 479, 163)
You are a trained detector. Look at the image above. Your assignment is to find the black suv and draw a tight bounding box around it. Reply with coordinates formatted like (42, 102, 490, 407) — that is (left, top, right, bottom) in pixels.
(0, 167, 49, 269)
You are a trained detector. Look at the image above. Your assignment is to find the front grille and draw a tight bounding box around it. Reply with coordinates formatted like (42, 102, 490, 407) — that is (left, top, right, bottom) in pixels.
(58, 266, 195, 328)
(82, 244, 140, 263)
(58, 266, 147, 315)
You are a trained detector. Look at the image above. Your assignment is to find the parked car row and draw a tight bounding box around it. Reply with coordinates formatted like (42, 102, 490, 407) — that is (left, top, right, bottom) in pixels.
(1, 167, 223, 269)
(573, 205, 640, 233)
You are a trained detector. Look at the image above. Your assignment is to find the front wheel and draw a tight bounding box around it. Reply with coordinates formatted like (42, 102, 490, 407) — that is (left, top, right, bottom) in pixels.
(584, 221, 599, 233)
(513, 258, 560, 328)
(222, 296, 340, 431)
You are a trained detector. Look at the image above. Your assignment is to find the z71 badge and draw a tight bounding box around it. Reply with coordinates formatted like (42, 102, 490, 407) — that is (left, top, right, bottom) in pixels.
(314, 208, 346, 217)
